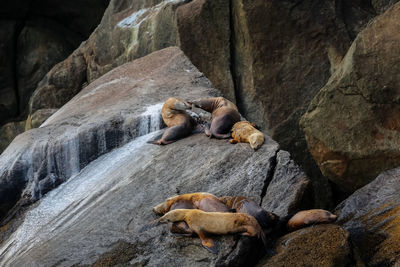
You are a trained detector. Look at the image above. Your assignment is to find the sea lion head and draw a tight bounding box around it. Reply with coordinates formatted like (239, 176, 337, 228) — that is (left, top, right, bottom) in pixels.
(165, 98, 191, 112)
(153, 202, 168, 215)
(159, 209, 187, 223)
(248, 133, 264, 150)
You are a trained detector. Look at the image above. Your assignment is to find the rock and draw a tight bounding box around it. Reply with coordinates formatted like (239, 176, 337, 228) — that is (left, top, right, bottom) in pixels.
(0, 21, 18, 125)
(17, 19, 78, 112)
(372, 0, 400, 13)
(336, 167, 400, 266)
(300, 3, 400, 193)
(25, 108, 58, 131)
(262, 150, 312, 218)
(257, 224, 362, 267)
(0, 47, 311, 266)
(29, 44, 88, 115)
(0, 121, 25, 154)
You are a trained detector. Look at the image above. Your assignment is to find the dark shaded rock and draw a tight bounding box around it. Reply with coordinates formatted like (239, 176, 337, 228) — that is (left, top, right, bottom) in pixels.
(25, 108, 58, 130)
(29, 44, 88, 115)
(17, 19, 79, 112)
(372, 0, 400, 13)
(300, 3, 400, 193)
(336, 167, 400, 266)
(257, 224, 363, 267)
(0, 121, 25, 154)
(0, 21, 19, 125)
(176, 0, 234, 100)
(262, 150, 312, 218)
(0, 47, 311, 266)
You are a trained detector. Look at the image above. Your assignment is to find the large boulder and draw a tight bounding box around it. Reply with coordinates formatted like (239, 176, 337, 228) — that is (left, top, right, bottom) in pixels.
(336, 167, 400, 266)
(0, 47, 311, 266)
(300, 3, 400, 192)
(256, 224, 362, 267)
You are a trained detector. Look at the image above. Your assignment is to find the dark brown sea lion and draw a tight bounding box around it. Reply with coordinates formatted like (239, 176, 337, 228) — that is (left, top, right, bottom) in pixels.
(229, 121, 265, 150)
(190, 97, 240, 139)
(148, 97, 195, 145)
(219, 196, 279, 229)
(287, 209, 337, 231)
(159, 209, 267, 254)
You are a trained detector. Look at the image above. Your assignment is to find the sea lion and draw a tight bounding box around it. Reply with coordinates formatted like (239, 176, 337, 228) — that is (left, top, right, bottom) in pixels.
(148, 97, 195, 145)
(152, 192, 230, 236)
(190, 97, 240, 139)
(287, 209, 337, 231)
(229, 121, 265, 150)
(159, 209, 267, 253)
(219, 196, 279, 229)
(153, 192, 230, 215)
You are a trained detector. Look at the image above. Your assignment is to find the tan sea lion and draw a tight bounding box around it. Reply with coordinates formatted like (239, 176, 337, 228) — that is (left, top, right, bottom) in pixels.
(219, 196, 279, 229)
(148, 98, 195, 145)
(152, 192, 230, 236)
(287, 209, 337, 231)
(159, 209, 267, 253)
(153, 192, 230, 215)
(190, 97, 240, 139)
(229, 121, 265, 150)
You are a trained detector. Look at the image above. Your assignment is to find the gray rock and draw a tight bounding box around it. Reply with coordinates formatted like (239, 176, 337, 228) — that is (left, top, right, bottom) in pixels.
(0, 47, 311, 266)
(336, 167, 400, 266)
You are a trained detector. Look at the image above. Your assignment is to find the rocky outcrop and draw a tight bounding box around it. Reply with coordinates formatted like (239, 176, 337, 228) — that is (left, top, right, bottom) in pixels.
(0, 47, 311, 266)
(0, 121, 25, 153)
(336, 167, 400, 266)
(257, 224, 362, 267)
(0, 0, 108, 142)
(300, 3, 400, 193)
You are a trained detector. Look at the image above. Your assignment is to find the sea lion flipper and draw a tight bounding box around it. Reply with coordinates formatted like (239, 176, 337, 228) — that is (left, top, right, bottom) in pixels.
(139, 218, 161, 233)
(197, 231, 218, 254)
(229, 139, 238, 144)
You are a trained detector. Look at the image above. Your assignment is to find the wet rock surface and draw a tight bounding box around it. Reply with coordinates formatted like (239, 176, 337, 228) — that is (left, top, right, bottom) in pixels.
(300, 3, 400, 193)
(336, 167, 400, 266)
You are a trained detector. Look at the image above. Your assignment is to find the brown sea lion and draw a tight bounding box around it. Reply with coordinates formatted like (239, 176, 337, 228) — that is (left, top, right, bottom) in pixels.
(287, 209, 337, 231)
(219, 196, 279, 229)
(152, 192, 230, 236)
(148, 98, 195, 145)
(159, 209, 267, 253)
(190, 97, 240, 139)
(153, 192, 230, 215)
(229, 121, 265, 150)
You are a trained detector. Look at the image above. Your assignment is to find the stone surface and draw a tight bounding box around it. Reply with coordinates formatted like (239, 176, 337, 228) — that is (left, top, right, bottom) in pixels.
(300, 3, 400, 192)
(25, 108, 58, 131)
(0, 121, 25, 154)
(0, 47, 311, 266)
(0, 21, 18, 125)
(336, 167, 400, 266)
(257, 224, 361, 267)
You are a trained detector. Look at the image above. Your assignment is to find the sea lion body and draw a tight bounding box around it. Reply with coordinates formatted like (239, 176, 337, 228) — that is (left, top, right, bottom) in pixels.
(191, 97, 240, 139)
(219, 196, 279, 229)
(287, 209, 337, 231)
(159, 209, 266, 253)
(229, 121, 265, 150)
(150, 98, 195, 145)
(153, 192, 229, 215)
(153, 192, 230, 236)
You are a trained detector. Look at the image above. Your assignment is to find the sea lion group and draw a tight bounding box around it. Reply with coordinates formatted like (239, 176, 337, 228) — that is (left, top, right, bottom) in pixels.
(149, 96, 264, 150)
(143, 97, 337, 254)
(143, 192, 337, 254)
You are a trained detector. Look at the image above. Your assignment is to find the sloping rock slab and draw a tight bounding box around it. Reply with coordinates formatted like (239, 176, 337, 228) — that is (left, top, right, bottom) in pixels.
(0, 130, 308, 266)
(256, 224, 362, 267)
(300, 3, 400, 193)
(0, 47, 218, 219)
(336, 167, 400, 266)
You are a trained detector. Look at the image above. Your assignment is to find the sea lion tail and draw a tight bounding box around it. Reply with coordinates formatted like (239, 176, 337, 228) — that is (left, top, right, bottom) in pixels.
(138, 218, 162, 233)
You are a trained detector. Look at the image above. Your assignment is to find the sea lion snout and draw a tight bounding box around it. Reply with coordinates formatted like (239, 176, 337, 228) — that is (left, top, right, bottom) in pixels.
(153, 202, 167, 215)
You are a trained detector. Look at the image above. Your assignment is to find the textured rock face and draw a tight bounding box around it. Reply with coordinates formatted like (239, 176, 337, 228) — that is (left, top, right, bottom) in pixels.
(257, 224, 360, 267)
(0, 47, 217, 219)
(0, 0, 108, 151)
(336, 167, 400, 266)
(300, 3, 400, 192)
(0, 121, 25, 153)
(0, 47, 311, 266)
